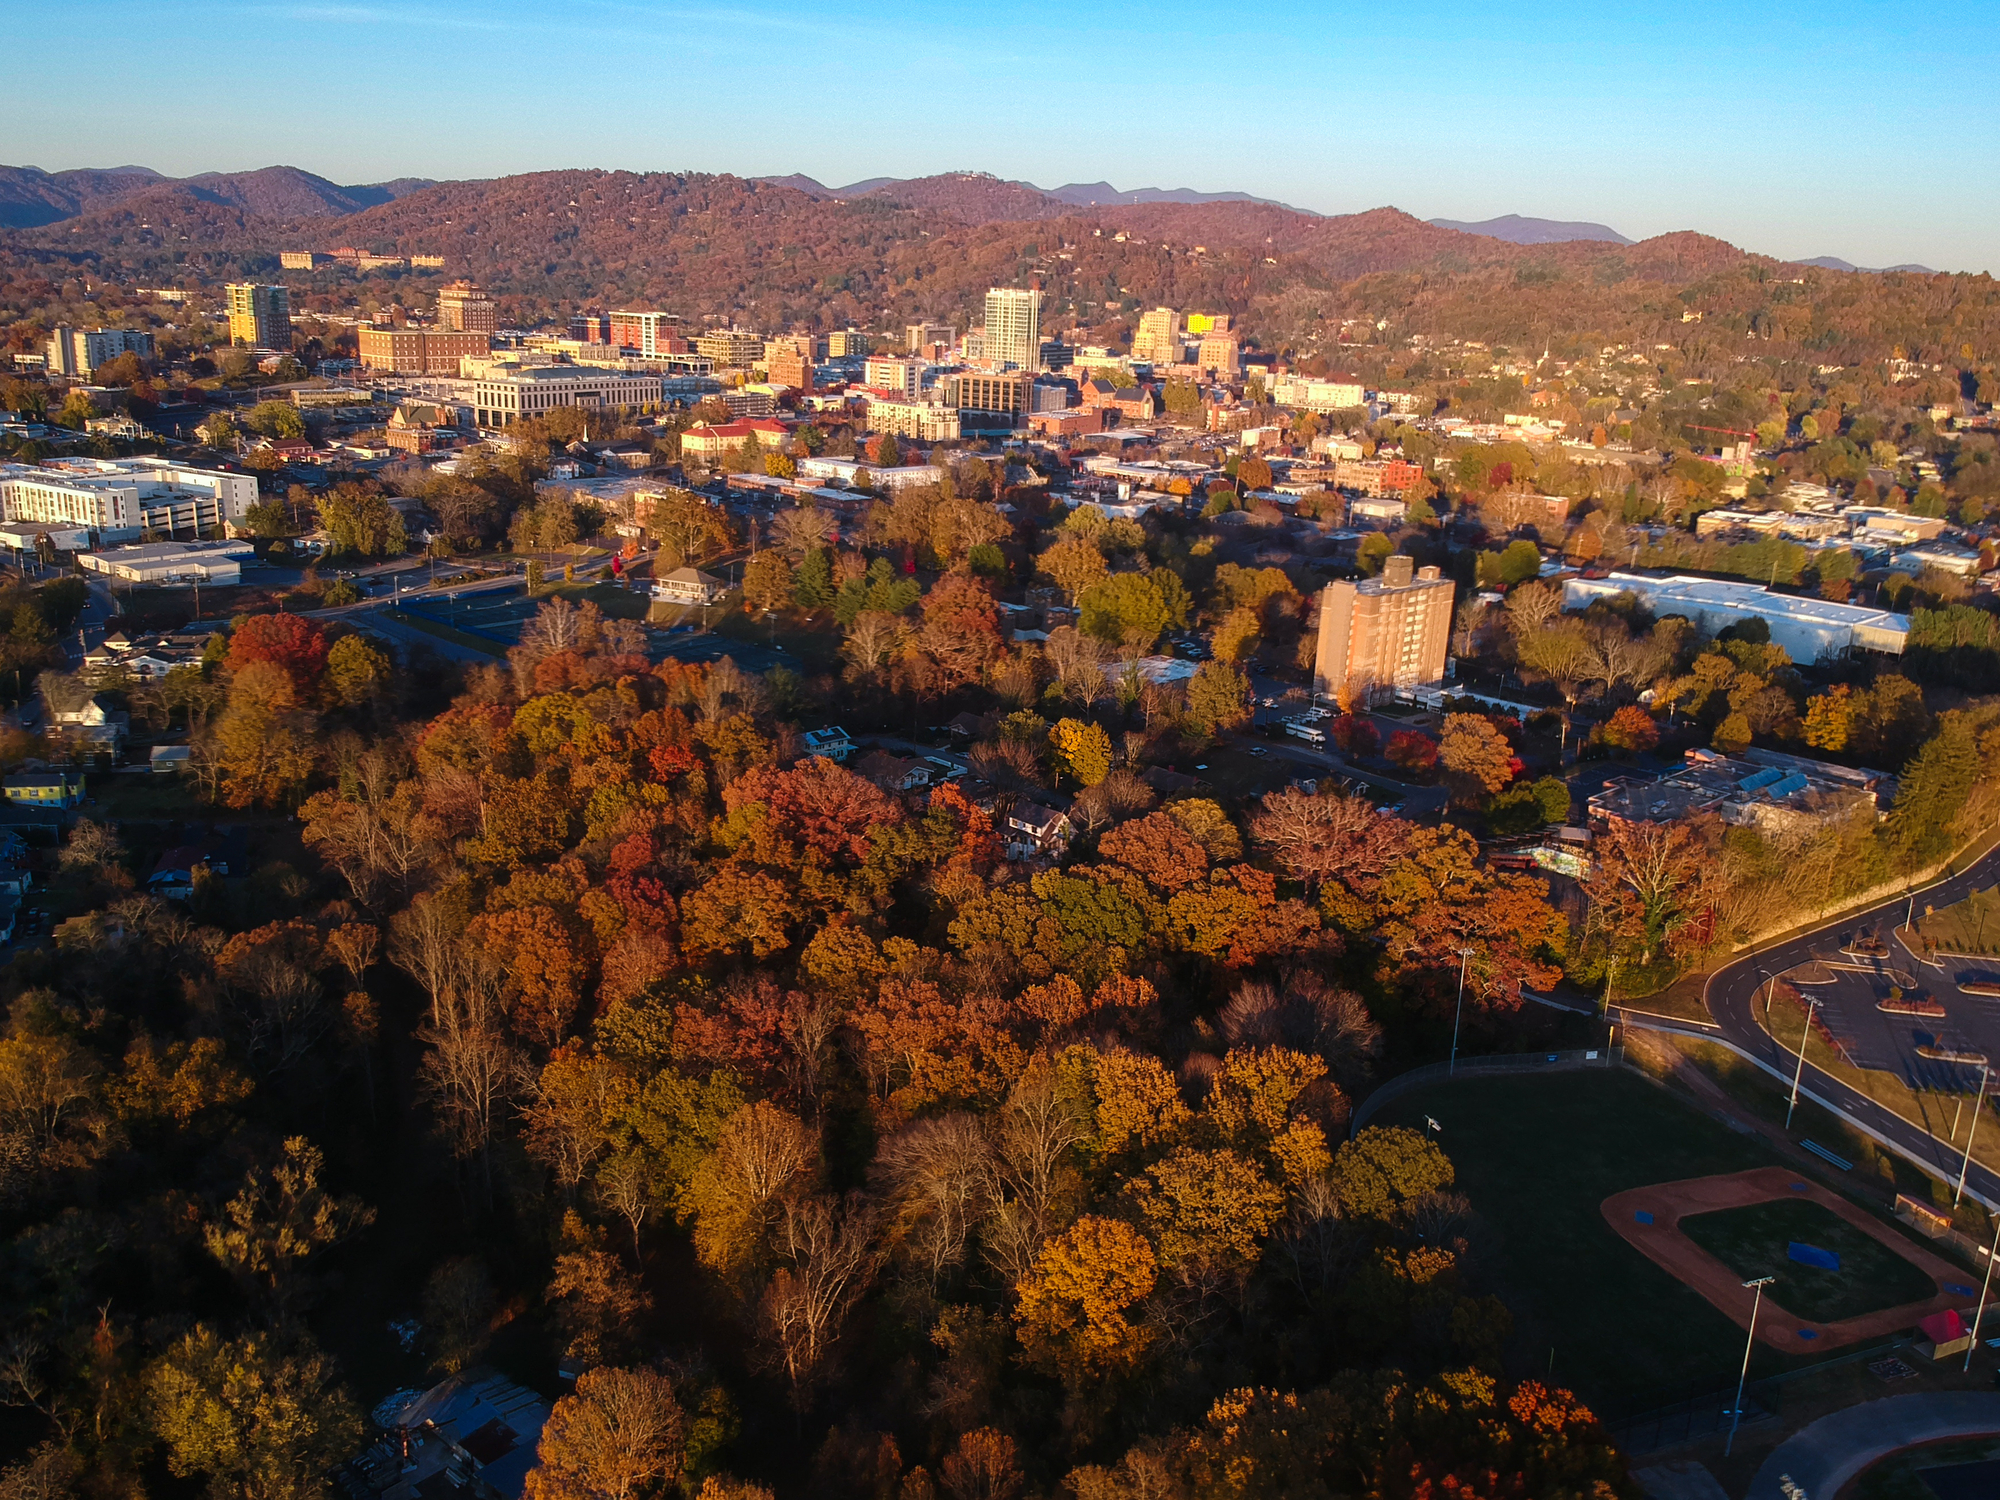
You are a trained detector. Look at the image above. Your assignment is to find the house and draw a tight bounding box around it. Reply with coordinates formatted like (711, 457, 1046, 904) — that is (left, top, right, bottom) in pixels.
(650, 566, 728, 606)
(1111, 386, 1160, 421)
(1005, 794, 1074, 861)
(856, 750, 931, 793)
(3, 771, 84, 810)
(43, 686, 129, 751)
(338, 1370, 550, 1500)
(147, 828, 248, 899)
(1140, 765, 1201, 796)
(150, 744, 192, 774)
(802, 726, 855, 762)
(947, 711, 1000, 740)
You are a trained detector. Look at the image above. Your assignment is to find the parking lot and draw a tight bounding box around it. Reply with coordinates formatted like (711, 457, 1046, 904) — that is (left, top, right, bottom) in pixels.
(1777, 920, 2000, 1095)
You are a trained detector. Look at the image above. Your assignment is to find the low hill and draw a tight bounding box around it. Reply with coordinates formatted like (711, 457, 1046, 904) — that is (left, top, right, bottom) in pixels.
(0, 162, 434, 228)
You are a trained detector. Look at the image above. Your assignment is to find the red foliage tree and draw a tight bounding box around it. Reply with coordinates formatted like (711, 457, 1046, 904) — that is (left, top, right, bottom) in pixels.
(1384, 730, 1439, 777)
(227, 613, 329, 692)
(725, 757, 902, 866)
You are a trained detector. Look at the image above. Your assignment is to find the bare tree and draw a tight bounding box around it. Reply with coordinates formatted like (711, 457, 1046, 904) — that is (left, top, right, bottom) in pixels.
(1041, 626, 1105, 705)
(595, 1151, 653, 1264)
(842, 611, 909, 680)
(1502, 580, 1564, 636)
(773, 505, 835, 558)
(1248, 787, 1406, 892)
(875, 1114, 999, 1289)
(987, 1057, 1092, 1284)
(758, 1191, 881, 1412)
(418, 953, 524, 1202)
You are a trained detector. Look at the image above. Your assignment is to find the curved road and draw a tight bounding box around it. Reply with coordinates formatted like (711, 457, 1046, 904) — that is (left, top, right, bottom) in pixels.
(1693, 836, 2000, 1210)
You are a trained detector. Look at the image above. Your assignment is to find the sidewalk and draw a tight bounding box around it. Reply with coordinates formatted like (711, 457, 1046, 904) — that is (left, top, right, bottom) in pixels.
(1746, 1393, 2000, 1499)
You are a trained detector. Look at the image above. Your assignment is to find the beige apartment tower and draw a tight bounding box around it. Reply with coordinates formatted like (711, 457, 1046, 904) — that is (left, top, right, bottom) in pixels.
(1132, 306, 1180, 364)
(435, 281, 498, 334)
(1312, 555, 1454, 705)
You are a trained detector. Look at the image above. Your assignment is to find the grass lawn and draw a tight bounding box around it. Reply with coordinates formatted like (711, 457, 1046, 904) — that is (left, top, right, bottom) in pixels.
(1916, 885, 2000, 956)
(1761, 1002, 2000, 1192)
(1680, 1198, 1936, 1321)
(711, 606, 842, 670)
(384, 609, 506, 657)
(1375, 1070, 1828, 1409)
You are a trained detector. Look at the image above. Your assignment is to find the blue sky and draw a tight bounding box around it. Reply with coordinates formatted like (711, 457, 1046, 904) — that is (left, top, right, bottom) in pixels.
(4, 0, 1997, 272)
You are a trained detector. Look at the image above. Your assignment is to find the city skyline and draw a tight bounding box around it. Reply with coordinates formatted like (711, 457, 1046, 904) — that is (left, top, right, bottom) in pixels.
(2, 0, 1996, 273)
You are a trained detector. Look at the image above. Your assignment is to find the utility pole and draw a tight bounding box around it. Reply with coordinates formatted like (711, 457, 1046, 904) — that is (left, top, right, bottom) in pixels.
(1785, 996, 1820, 1131)
(1449, 948, 1474, 1076)
(1964, 1209, 2000, 1372)
(1725, 1276, 1775, 1458)
(1959, 1064, 1990, 1208)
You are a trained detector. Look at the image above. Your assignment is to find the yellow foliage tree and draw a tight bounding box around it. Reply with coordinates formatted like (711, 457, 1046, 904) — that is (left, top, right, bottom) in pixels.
(1014, 1215, 1157, 1378)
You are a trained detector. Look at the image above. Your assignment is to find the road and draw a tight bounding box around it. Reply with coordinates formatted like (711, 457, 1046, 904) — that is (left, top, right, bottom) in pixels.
(1688, 835, 2000, 1210)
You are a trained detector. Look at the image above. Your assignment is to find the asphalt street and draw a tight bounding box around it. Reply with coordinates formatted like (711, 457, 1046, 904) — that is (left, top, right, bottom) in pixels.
(1691, 836, 2000, 1209)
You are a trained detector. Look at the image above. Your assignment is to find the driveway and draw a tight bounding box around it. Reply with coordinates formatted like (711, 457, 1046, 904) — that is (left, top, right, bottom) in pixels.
(1746, 1393, 2000, 1500)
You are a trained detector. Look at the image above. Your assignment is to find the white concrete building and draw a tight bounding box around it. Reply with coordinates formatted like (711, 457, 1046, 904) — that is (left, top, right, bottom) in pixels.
(863, 357, 925, 398)
(80, 538, 255, 585)
(45, 327, 154, 379)
(864, 397, 961, 442)
(1562, 571, 1907, 661)
(0, 457, 257, 541)
(470, 366, 661, 428)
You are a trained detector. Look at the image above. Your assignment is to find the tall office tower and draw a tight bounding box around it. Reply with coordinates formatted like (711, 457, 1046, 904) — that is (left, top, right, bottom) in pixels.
(1311, 554, 1455, 706)
(435, 281, 498, 334)
(1132, 306, 1181, 364)
(983, 287, 1042, 370)
(225, 284, 292, 350)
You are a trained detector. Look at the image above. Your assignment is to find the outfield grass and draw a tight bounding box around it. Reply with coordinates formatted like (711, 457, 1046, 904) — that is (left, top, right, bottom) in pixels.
(1375, 1070, 1824, 1407)
(1680, 1198, 1936, 1321)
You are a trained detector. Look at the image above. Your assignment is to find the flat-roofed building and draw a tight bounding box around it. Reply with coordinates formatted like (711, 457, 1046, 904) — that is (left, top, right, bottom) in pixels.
(471, 365, 661, 427)
(864, 357, 924, 398)
(1132, 307, 1181, 365)
(0, 457, 256, 541)
(826, 329, 872, 358)
(434, 281, 497, 335)
(944, 371, 1031, 420)
(225, 283, 291, 350)
(693, 329, 764, 369)
(1562, 571, 1907, 661)
(766, 347, 815, 392)
(1196, 332, 1241, 377)
(609, 308, 683, 356)
(905, 322, 954, 353)
(358, 327, 490, 375)
(80, 538, 254, 585)
(45, 327, 154, 379)
(1312, 554, 1454, 704)
(864, 397, 960, 442)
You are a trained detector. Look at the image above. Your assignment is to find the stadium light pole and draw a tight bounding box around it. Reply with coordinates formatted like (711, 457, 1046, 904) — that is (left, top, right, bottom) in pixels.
(1449, 948, 1474, 1077)
(1725, 1276, 1776, 1458)
(1784, 996, 1820, 1132)
(1958, 1064, 1990, 1207)
(1964, 1209, 2000, 1372)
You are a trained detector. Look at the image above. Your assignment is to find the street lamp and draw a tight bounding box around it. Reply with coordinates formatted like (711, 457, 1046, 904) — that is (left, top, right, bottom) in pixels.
(1959, 1064, 1990, 1208)
(1725, 1275, 1776, 1457)
(1449, 948, 1474, 1076)
(1785, 995, 1821, 1131)
(1965, 1207, 2000, 1372)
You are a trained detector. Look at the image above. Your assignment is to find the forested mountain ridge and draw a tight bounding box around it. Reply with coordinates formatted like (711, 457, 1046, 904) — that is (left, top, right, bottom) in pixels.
(4, 166, 1996, 362)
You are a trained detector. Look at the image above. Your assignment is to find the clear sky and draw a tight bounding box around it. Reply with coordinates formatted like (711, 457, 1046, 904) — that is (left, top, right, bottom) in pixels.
(4, 0, 1996, 273)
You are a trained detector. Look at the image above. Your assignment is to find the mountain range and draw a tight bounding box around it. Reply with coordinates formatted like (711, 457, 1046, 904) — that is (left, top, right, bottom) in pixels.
(1427, 213, 1632, 246)
(755, 171, 1311, 217)
(0, 163, 433, 229)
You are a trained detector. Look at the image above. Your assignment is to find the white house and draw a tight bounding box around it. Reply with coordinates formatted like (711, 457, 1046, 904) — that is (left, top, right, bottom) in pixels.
(651, 566, 728, 606)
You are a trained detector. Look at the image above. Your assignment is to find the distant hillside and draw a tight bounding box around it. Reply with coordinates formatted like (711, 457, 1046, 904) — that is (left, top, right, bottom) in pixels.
(1428, 213, 1632, 246)
(1796, 255, 1939, 275)
(7, 164, 1993, 366)
(757, 172, 1310, 216)
(0, 163, 434, 228)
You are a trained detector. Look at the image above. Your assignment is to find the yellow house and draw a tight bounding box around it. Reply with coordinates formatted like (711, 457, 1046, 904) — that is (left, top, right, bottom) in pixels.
(4, 771, 84, 809)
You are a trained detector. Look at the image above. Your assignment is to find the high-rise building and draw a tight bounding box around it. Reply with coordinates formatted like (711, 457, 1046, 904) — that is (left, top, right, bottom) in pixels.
(1197, 332, 1242, 377)
(570, 311, 612, 344)
(1132, 307, 1181, 365)
(983, 287, 1042, 370)
(905, 321, 954, 353)
(610, 308, 684, 357)
(1311, 556, 1454, 706)
(225, 284, 292, 351)
(944, 372, 1031, 424)
(826, 329, 872, 358)
(435, 281, 497, 335)
(45, 327, 154, 379)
